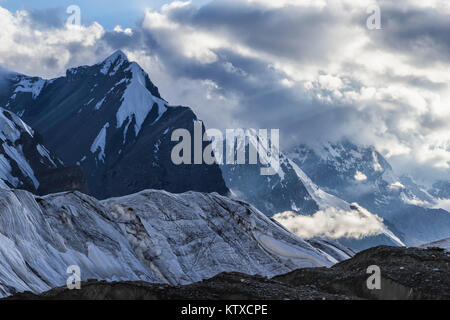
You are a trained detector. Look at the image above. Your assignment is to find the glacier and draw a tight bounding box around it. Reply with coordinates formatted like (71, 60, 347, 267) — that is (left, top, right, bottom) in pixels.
(0, 188, 338, 298)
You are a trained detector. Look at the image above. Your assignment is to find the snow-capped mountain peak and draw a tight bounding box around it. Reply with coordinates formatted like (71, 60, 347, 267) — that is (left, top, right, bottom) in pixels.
(219, 137, 404, 251)
(116, 61, 168, 135)
(1, 51, 229, 199)
(288, 141, 450, 246)
(99, 50, 128, 76)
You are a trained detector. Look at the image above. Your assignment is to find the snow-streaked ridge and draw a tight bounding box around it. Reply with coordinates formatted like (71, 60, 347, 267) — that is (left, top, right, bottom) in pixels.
(116, 62, 167, 136)
(288, 159, 349, 210)
(0, 108, 40, 189)
(287, 159, 405, 247)
(90, 123, 110, 162)
(13, 77, 46, 99)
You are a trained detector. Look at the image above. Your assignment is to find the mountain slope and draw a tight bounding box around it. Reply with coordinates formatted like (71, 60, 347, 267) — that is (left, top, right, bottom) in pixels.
(0, 188, 336, 298)
(0, 51, 228, 199)
(289, 141, 450, 246)
(0, 107, 87, 194)
(421, 238, 450, 251)
(219, 137, 403, 251)
(429, 180, 450, 199)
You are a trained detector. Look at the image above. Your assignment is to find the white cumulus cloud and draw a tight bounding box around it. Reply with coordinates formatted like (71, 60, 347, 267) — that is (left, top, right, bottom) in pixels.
(273, 204, 385, 239)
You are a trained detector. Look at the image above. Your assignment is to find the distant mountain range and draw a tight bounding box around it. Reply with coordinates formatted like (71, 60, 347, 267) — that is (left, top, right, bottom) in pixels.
(0, 51, 448, 255)
(288, 142, 450, 246)
(429, 180, 450, 199)
(220, 137, 405, 251)
(0, 50, 449, 300)
(219, 135, 449, 249)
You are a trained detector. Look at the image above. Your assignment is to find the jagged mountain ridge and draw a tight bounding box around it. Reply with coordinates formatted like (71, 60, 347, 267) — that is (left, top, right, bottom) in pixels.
(0, 187, 343, 298)
(0, 107, 87, 194)
(0, 51, 228, 199)
(288, 141, 450, 246)
(429, 180, 450, 199)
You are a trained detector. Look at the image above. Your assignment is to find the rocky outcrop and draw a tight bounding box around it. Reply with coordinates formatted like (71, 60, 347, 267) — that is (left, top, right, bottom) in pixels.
(5, 246, 448, 300)
(5, 272, 351, 300)
(36, 166, 88, 195)
(274, 246, 450, 300)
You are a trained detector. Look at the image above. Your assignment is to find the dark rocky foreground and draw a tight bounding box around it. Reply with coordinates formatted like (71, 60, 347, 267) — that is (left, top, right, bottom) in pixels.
(4, 246, 449, 300)
(5, 272, 351, 300)
(274, 245, 450, 300)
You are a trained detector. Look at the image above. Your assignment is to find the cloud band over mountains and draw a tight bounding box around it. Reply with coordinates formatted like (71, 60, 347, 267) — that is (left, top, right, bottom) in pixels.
(0, 0, 449, 184)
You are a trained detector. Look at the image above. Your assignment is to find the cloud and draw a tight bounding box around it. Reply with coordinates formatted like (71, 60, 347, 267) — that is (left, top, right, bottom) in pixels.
(354, 171, 368, 181)
(0, 6, 107, 78)
(273, 203, 385, 239)
(433, 198, 450, 212)
(368, 2, 450, 65)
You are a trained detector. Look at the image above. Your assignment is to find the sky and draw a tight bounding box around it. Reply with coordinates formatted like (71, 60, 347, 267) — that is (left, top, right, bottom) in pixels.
(0, 0, 449, 185)
(0, 0, 211, 29)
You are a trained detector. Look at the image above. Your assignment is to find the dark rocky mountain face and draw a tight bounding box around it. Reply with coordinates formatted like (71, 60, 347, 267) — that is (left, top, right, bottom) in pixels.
(221, 147, 319, 216)
(289, 141, 450, 246)
(288, 141, 434, 207)
(274, 246, 450, 300)
(0, 107, 87, 195)
(5, 272, 351, 300)
(0, 51, 228, 199)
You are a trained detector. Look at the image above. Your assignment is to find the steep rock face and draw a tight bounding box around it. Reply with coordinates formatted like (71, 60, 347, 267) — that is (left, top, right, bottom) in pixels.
(222, 150, 319, 216)
(36, 166, 88, 196)
(0, 188, 336, 298)
(0, 107, 87, 194)
(289, 142, 450, 246)
(1, 51, 228, 199)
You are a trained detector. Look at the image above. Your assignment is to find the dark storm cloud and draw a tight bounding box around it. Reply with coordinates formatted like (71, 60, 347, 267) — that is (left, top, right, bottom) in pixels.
(101, 23, 347, 147)
(97, 1, 422, 148)
(165, 0, 343, 63)
(25, 7, 67, 29)
(101, 25, 282, 100)
(366, 4, 450, 64)
(94, 1, 450, 182)
(101, 28, 156, 51)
